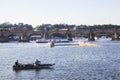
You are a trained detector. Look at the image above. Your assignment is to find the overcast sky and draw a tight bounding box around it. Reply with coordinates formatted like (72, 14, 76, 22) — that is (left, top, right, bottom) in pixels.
(0, 0, 120, 27)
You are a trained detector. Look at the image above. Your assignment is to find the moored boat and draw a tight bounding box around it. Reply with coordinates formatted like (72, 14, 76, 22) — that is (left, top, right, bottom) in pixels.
(36, 39, 49, 43)
(36, 38, 70, 43)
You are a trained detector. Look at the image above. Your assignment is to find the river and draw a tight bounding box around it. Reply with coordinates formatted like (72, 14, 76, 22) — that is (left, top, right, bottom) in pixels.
(0, 39, 120, 80)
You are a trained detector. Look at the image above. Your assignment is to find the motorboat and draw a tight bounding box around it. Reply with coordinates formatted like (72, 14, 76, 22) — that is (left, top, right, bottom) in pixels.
(46, 41, 54, 47)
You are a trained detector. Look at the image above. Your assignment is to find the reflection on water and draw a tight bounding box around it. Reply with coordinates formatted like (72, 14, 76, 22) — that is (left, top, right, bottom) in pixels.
(0, 40, 120, 80)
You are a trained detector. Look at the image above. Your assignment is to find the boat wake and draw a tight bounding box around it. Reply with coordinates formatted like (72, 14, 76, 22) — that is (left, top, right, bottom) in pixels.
(74, 42, 100, 47)
(46, 42, 54, 47)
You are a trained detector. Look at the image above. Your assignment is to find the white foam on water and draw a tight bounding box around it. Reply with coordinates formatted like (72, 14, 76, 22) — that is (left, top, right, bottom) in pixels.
(74, 41, 100, 47)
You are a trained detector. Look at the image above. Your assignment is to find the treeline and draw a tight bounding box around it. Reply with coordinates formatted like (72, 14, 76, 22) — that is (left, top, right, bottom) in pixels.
(35, 24, 75, 31)
(36, 24, 120, 31)
(0, 22, 33, 31)
(0, 22, 120, 31)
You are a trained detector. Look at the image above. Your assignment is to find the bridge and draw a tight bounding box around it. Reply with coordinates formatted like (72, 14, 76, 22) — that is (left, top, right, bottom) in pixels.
(0, 27, 120, 42)
(74, 27, 120, 41)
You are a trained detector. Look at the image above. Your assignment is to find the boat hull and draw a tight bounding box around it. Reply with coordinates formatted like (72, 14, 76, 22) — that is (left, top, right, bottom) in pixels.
(13, 63, 55, 70)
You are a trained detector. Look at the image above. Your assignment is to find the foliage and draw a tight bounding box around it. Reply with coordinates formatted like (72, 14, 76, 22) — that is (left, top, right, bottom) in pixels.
(35, 24, 120, 31)
(0, 22, 33, 31)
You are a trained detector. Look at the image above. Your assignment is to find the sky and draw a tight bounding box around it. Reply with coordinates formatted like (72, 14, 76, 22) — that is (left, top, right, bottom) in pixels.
(0, 0, 120, 27)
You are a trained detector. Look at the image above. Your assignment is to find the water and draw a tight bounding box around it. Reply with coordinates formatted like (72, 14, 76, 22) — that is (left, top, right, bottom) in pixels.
(0, 39, 120, 80)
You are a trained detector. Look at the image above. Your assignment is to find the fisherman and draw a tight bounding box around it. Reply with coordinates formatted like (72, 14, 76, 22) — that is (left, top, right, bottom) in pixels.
(15, 60, 19, 66)
(35, 59, 41, 65)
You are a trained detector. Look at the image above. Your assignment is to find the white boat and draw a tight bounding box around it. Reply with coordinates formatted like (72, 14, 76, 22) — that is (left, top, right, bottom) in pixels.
(50, 39, 70, 43)
(36, 39, 50, 43)
(36, 38, 70, 43)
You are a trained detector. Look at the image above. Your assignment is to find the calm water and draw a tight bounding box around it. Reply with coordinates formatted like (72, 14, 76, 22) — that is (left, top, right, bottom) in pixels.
(0, 39, 120, 80)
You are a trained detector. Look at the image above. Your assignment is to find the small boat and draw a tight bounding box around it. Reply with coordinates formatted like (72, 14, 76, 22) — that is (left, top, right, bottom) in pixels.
(46, 42, 54, 47)
(59, 39, 70, 43)
(13, 63, 55, 70)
